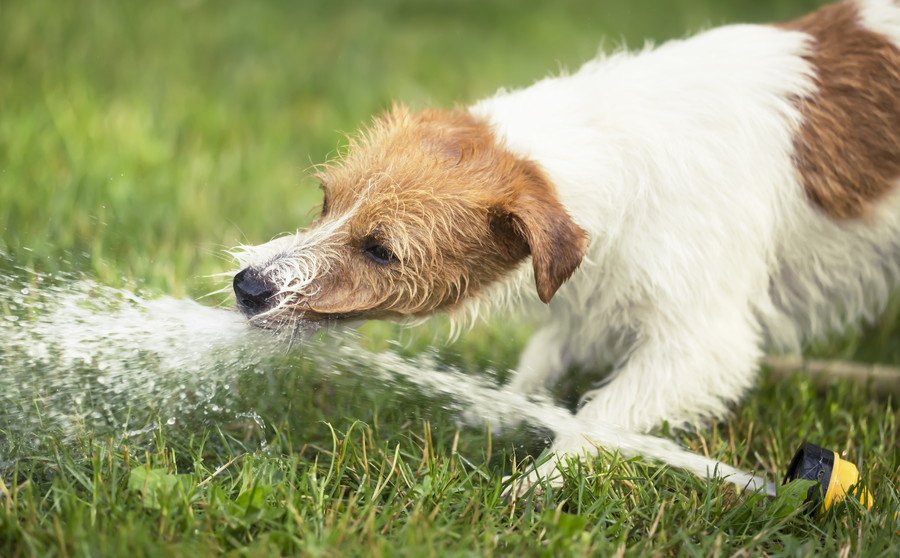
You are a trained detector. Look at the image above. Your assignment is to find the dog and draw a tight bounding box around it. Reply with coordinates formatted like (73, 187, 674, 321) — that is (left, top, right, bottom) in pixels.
(233, 0, 900, 488)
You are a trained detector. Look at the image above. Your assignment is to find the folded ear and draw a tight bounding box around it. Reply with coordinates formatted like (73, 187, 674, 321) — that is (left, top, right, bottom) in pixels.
(498, 162, 588, 303)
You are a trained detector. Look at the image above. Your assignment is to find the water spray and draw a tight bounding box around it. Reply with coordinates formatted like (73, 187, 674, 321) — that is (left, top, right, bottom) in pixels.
(7, 254, 898, 521)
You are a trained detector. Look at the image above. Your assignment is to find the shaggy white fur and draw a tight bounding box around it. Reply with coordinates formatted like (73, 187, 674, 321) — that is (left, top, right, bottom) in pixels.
(235, 0, 900, 493)
(469, 0, 900, 450)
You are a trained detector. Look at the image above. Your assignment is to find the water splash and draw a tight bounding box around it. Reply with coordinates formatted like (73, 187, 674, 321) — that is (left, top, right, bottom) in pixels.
(0, 258, 281, 453)
(0, 254, 773, 494)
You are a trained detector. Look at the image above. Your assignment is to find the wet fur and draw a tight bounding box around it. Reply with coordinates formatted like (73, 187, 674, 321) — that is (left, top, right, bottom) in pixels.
(236, 0, 900, 479)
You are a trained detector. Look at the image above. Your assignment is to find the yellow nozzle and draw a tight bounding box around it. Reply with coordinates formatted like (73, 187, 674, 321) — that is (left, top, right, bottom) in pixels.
(783, 442, 871, 513)
(822, 451, 872, 512)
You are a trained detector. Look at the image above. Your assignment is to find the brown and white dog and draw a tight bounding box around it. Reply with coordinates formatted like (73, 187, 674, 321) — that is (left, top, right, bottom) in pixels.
(233, 0, 900, 484)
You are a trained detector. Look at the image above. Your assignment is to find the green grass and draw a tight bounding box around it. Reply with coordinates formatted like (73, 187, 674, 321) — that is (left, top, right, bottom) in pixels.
(1, 0, 898, 555)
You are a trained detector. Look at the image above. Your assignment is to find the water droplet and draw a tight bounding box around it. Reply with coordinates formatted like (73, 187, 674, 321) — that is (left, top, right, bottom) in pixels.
(20, 288, 29, 295)
(166, 417, 176, 425)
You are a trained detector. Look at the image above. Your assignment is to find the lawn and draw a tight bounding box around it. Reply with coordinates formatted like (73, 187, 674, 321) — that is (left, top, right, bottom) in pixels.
(1, 0, 898, 555)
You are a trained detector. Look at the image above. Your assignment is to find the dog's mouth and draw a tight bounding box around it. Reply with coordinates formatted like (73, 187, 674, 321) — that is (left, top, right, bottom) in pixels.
(242, 304, 368, 331)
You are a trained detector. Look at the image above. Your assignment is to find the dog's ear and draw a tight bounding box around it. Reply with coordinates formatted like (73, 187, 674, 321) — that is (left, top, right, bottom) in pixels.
(494, 162, 588, 303)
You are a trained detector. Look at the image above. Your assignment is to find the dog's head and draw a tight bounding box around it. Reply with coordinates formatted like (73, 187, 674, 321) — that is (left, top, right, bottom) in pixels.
(232, 106, 587, 329)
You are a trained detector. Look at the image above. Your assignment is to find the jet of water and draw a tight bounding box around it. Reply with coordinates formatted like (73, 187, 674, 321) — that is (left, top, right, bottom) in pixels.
(0, 255, 773, 494)
(322, 346, 775, 495)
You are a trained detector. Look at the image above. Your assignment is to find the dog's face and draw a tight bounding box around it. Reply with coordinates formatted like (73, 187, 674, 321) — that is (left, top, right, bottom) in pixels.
(233, 106, 586, 329)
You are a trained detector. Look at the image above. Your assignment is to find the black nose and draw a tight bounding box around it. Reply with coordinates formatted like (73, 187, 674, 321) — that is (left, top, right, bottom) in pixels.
(233, 268, 276, 314)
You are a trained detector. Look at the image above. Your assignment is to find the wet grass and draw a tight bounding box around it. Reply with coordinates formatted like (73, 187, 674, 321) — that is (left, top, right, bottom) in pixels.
(1, 0, 898, 555)
(0, 371, 897, 556)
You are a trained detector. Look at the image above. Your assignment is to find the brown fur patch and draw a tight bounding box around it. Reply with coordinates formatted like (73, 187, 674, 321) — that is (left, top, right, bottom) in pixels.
(298, 106, 587, 321)
(779, 1, 900, 219)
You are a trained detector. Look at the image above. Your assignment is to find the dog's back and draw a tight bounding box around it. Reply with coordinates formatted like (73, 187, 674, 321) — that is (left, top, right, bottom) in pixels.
(766, 0, 900, 349)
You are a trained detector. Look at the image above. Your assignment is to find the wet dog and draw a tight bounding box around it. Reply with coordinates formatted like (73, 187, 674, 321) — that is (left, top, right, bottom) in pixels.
(234, 0, 900, 488)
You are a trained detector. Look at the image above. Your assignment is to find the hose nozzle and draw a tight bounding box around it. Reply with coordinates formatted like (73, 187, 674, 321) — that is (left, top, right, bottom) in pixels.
(783, 442, 872, 513)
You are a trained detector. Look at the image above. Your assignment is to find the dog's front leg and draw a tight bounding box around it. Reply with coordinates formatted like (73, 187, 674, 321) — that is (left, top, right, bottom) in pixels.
(508, 306, 763, 496)
(573, 305, 762, 432)
(506, 324, 571, 397)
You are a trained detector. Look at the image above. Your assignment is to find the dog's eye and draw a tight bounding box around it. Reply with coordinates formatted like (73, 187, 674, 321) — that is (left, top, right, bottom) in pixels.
(363, 239, 398, 265)
(319, 186, 329, 217)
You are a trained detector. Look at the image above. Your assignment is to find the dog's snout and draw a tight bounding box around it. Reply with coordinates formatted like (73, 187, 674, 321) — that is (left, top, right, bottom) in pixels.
(233, 268, 276, 314)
